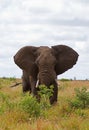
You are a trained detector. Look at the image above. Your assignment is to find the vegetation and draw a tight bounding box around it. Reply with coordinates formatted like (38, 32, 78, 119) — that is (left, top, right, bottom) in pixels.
(60, 78, 71, 81)
(0, 78, 89, 130)
(69, 87, 89, 109)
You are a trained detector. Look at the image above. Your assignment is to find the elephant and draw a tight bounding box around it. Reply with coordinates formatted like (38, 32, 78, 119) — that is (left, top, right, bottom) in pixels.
(14, 45, 79, 104)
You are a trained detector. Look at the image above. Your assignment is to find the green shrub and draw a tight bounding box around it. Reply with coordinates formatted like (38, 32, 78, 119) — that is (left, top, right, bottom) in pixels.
(8, 77, 16, 81)
(60, 78, 70, 82)
(69, 87, 89, 109)
(19, 94, 41, 117)
(0, 92, 15, 114)
(19, 85, 54, 118)
(75, 109, 87, 117)
(38, 85, 53, 109)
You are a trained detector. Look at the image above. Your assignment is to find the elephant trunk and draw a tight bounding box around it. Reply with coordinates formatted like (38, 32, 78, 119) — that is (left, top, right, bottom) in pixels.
(38, 65, 57, 87)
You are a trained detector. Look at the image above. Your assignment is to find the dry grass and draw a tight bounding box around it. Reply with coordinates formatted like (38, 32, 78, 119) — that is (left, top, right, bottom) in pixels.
(0, 78, 89, 130)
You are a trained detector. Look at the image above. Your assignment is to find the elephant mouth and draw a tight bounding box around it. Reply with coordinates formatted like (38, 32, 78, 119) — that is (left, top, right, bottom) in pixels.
(35, 79, 57, 88)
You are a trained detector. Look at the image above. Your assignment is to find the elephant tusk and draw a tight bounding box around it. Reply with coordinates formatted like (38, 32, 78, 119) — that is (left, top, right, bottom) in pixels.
(35, 79, 39, 88)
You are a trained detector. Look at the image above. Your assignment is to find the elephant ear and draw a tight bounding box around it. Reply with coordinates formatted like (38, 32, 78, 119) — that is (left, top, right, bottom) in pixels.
(52, 45, 79, 75)
(14, 46, 38, 74)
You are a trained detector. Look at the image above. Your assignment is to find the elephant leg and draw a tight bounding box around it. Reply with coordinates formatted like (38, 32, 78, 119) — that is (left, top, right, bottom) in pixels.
(22, 71, 31, 93)
(30, 77, 37, 95)
(49, 81, 58, 104)
(30, 77, 40, 101)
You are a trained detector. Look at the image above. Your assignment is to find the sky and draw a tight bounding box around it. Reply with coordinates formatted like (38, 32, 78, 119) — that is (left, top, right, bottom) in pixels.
(0, 0, 89, 80)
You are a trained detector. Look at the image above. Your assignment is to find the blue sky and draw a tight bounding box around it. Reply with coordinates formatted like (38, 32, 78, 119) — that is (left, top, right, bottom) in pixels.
(0, 0, 89, 80)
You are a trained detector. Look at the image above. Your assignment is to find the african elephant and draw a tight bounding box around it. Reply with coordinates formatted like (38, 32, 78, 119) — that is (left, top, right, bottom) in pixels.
(14, 45, 79, 104)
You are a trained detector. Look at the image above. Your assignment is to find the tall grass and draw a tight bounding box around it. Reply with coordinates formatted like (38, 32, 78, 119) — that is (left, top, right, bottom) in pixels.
(0, 78, 89, 130)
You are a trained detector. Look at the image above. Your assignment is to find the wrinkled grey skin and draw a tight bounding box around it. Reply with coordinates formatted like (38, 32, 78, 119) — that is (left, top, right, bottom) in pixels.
(14, 45, 79, 104)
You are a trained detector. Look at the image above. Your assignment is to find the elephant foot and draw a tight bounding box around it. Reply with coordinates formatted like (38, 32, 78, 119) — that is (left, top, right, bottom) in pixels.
(50, 97, 57, 105)
(23, 87, 31, 93)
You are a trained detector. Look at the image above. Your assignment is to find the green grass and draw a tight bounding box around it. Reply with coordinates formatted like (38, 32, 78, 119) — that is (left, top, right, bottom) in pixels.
(0, 78, 89, 130)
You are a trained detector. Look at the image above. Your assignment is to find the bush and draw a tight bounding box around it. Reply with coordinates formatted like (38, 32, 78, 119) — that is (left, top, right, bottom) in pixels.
(0, 92, 15, 114)
(19, 94, 41, 118)
(38, 85, 53, 109)
(69, 87, 89, 109)
(19, 85, 54, 118)
(60, 78, 70, 82)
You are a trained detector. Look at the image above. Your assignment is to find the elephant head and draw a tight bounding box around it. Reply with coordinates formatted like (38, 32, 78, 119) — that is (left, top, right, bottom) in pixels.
(14, 45, 79, 104)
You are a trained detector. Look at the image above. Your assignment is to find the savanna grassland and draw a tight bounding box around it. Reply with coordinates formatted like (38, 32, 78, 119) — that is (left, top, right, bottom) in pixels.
(0, 78, 89, 130)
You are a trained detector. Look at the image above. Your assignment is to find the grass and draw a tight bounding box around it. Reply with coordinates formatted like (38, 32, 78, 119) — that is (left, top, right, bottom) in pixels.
(0, 78, 89, 130)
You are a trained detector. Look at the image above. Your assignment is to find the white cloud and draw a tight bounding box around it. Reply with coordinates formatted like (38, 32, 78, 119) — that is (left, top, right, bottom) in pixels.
(0, 0, 89, 79)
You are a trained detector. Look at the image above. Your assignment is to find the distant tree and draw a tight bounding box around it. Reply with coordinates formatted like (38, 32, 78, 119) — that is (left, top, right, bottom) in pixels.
(74, 77, 76, 80)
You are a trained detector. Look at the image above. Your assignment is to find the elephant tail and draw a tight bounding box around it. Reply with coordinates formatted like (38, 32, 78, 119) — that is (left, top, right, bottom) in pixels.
(10, 82, 22, 88)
